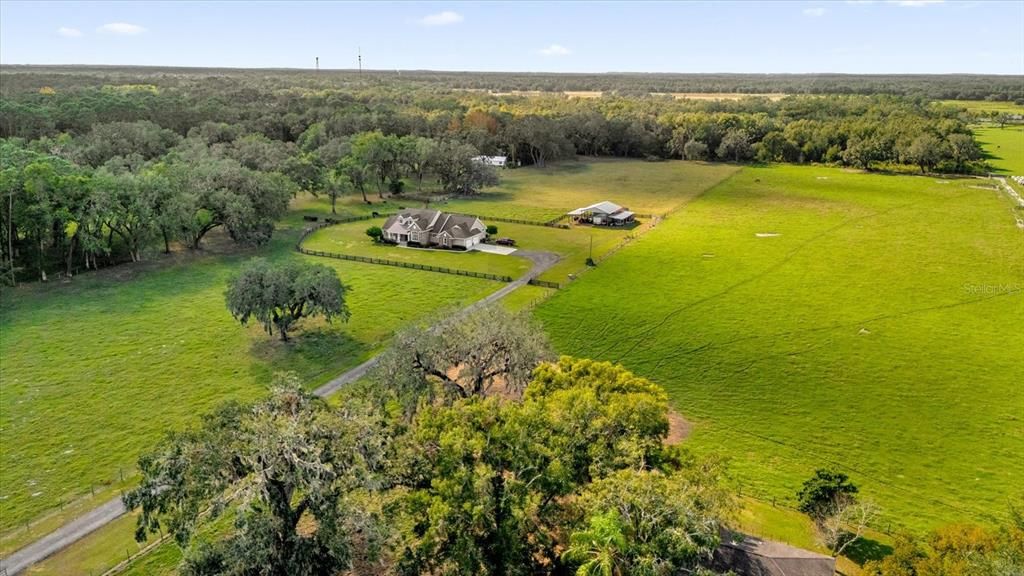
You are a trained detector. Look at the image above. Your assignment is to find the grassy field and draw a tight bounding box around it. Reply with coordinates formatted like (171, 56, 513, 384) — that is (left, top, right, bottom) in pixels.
(940, 99, 1024, 115)
(441, 157, 740, 221)
(975, 125, 1024, 174)
(0, 210, 502, 535)
(303, 157, 742, 286)
(536, 164, 1024, 533)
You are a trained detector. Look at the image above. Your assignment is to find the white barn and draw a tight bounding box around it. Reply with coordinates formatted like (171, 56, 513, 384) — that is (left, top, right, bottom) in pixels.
(567, 201, 636, 226)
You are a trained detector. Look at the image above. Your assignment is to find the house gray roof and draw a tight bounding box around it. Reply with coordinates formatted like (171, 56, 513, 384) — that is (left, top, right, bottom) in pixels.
(383, 208, 440, 233)
(568, 201, 625, 216)
(383, 209, 485, 238)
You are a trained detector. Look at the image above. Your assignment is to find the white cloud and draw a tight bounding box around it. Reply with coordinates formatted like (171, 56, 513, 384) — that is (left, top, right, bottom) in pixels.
(418, 11, 463, 26)
(96, 22, 147, 35)
(539, 44, 571, 56)
(57, 27, 83, 38)
(803, 7, 827, 16)
(889, 0, 943, 6)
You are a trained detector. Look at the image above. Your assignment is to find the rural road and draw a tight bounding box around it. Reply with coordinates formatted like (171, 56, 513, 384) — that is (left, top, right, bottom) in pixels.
(0, 249, 560, 575)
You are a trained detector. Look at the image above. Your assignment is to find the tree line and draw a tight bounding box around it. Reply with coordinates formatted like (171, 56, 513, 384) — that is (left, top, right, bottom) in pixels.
(4, 66, 1021, 102)
(1, 71, 988, 173)
(0, 124, 500, 283)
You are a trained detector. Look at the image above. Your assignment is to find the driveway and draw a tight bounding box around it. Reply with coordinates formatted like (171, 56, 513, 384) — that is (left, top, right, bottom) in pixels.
(471, 243, 518, 255)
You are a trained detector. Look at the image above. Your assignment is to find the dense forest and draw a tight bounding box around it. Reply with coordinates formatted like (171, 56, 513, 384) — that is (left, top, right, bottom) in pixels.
(3, 66, 1022, 101)
(0, 67, 1012, 283)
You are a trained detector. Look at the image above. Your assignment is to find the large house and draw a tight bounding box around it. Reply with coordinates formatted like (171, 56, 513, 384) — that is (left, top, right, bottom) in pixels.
(567, 201, 636, 226)
(382, 209, 487, 249)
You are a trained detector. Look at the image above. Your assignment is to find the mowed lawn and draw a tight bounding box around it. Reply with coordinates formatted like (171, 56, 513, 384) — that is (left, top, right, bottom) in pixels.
(0, 215, 501, 533)
(975, 125, 1024, 174)
(441, 157, 740, 221)
(535, 164, 1024, 532)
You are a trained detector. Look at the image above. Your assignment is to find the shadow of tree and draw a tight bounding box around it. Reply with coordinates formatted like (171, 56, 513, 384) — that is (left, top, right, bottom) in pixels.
(844, 536, 893, 565)
(248, 327, 370, 388)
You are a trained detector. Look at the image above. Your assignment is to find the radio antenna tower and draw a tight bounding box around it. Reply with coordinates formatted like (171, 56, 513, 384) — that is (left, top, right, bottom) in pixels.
(358, 47, 362, 75)
(315, 56, 319, 72)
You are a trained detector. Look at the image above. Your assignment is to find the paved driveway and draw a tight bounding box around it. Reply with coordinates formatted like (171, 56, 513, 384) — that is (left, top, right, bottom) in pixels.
(471, 243, 518, 255)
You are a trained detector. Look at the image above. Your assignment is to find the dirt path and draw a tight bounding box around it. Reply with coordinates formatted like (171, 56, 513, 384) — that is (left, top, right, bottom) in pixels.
(1, 249, 561, 575)
(994, 177, 1024, 229)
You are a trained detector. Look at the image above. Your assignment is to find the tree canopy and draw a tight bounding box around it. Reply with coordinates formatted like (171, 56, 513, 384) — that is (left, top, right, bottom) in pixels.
(225, 258, 349, 341)
(125, 354, 736, 576)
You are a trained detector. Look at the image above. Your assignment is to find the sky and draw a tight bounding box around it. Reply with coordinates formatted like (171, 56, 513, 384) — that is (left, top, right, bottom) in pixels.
(1, 1, 1022, 75)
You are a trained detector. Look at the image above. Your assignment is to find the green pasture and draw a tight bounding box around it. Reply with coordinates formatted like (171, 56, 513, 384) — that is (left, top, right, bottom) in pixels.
(939, 99, 1024, 116)
(0, 212, 501, 534)
(440, 157, 741, 221)
(536, 164, 1024, 532)
(975, 125, 1024, 174)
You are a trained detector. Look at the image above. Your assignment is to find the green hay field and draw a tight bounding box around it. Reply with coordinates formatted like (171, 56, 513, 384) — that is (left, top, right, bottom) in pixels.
(440, 157, 740, 221)
(975, 125, 1024, 174)
(939, 100, 1024, 116)
(0, 214, 501, 534)
(535, 164, 1024, 532)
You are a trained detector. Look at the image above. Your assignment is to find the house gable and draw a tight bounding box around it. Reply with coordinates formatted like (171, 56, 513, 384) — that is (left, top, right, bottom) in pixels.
(384, 209, 488, 247)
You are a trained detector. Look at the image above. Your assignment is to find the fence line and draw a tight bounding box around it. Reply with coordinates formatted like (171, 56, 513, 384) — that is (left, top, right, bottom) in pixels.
(297, 246, 513, 283)
(448, 212, 562, 228)
(544, 214, 570, 226)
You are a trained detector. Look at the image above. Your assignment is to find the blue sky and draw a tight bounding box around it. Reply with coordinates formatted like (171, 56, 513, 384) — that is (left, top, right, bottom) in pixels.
(1, 1, 1021, 74)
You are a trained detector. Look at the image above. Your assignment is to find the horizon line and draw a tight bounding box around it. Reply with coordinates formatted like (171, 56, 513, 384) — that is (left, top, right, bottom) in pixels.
(1, 63, 1021, 78)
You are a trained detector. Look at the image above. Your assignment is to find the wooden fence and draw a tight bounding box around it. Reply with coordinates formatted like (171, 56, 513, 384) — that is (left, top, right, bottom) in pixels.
(297, 246, 514, 283)
(448, 212, 563, 228)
